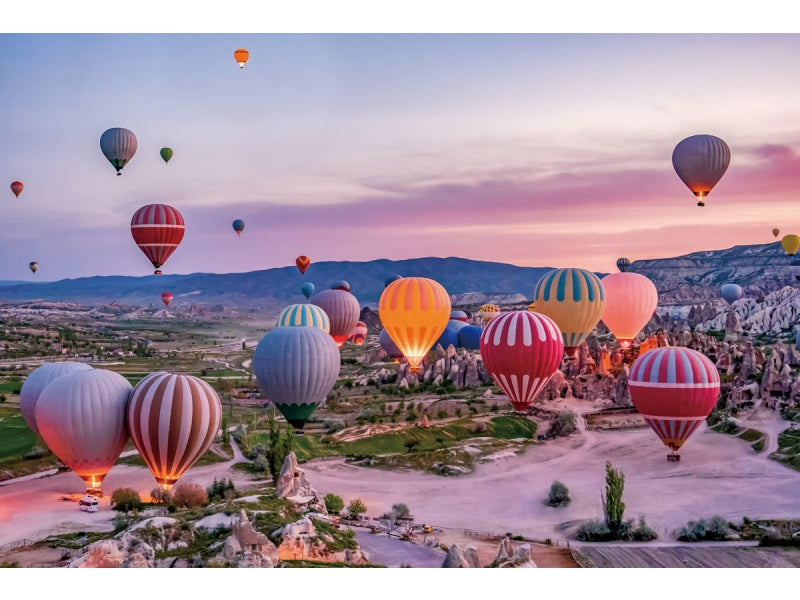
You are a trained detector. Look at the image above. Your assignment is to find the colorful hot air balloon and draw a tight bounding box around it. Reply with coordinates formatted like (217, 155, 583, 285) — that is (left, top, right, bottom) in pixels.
(252, 326, 340, 431)
(160, 147, 173, 163)
(349, 321, 368, 345)
(36, 369, 132, 493)
(616, 257, 631, 272)
(29, 262, 38, 274)
(128, 372, 222, 491)
(672, 134, 731, 207)
(527, 302, 536, 312)
(480, 312, 564, 413)
(379, 277, 451, 372)
(296, 255, 311, 275)
(480, 304, 500, 322)
(311, 289, 360, 348)
(301, 282, 315, 300)
(276, 303, 330, 332)
(10, 181, 23, 198)
(161, 292, 173, 307)
(431, 327, 458, 352)
(379, 328, 404, 359)
(457, 325, 483, 350)
(100, 127, 138, 175)
(234, 48, 250, 68)
(232, 219, 245, 237)
(628, 347, 720, 459)
(720, 283, 743, 303)
(131, 204, 185, 274)
(601, 272, 658, 349)
(781, 234, 800, 256)
(773, 228, 781, 238)
(533, 267, 606, 357)
(20, 362, 93, 437)
(332, 280, 351, 292)
(446, 319, 469, 334)
(450, 310, 469, 323)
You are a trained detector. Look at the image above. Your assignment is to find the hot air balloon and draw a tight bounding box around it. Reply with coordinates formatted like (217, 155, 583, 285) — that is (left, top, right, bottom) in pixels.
(379, 277, 451, 372)
(480, 312, 564, 414)
(791, 259, 800, 281)
(601, 272, 658, 349)
(232, 219, 245, 237)
(252, 326, 340, 431)
(128, 372, 222, 491)
(720, 283, 743, 303)
(773, 228, 781, 238)
(533, 267, 606, 357)
(457, 325, 483, 350)
(527, 302, 536, 312)
(10, 181, 23, 198)
(672, 134, 731, 207)
(350, 321, 368, 345)
(131, 204, 185, 274)
(628, 347, 720, 460)
(480, 304, 500, 322)
(311, 289, 361, 348)
(29, 262, 38, 274)
(276, 303, 330, 332)
(234, 48, 250, 68)
(36, 369, 132, 493)
(781, 234, 800, 257)
(100, 127, 138, 175)
(296, 255, 311, 275)
(384, 274, 403, 287)
(19, 362, 93, 437)
(301, 282, 315, 300)
(432, 327, 458, 352)
(379, 328, 404, 359)
(450, 310, 469, 323)
(616, 257, 631, 272)
(332, 280, 351, 292)
(161, 292, 173, 307)
(160, 147, 173, 163)
(446, 319, 469, 334)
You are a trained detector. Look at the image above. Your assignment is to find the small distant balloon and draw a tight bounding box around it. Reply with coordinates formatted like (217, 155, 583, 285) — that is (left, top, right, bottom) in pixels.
(332, 280, 350, 292)
(232, 219, 245, 237)
(672, 134, 731, 207)
(234, 48, 250, 68)
(301, 282, 315, 299)
(384, 274, 403, 288)
(720, 283, 743, 303)
(29, 262, 38, 274)
(616, 257, 631, 272)
(296, 255, 311, 275)
(100, 127, 138, 176)
(773, 228, 781, 238)
(160, 147, 173, 163)
(10, 181, 23, 198)
(161, 292, 173, 307)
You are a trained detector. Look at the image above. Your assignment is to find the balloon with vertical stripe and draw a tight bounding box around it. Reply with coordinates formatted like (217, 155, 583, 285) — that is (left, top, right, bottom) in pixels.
(628, 347, 720, 454)
(533, 267, 606, 356)
(616, 257, 631, 272)
(131, 204, 185, 274)
(311, 289, 360, 348)
(479, 312, 564, 412)
(601, 272, 658, 349)
(379, 277, 451, 372)
(100, 127, 138, 175)
(349, 321, 368, 345)
(36, 368, 132, 493)
(20, 361, 93, 437)
(276, 303, 330, 332)
(672, 134, 730, 206)
(479, 304, 500, 322)
(127, 372, 222, 491)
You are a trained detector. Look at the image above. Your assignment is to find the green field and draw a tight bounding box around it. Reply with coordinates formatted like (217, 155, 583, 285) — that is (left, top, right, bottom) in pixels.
(0, 408, 38, 464)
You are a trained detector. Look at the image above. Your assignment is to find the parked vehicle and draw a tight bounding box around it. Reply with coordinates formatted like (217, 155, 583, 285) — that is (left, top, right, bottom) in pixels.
(79, 495, 99, 513)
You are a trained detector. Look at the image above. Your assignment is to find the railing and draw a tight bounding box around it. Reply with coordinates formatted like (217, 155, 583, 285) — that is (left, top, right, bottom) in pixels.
(0, 539, 34, 554)
(462, 529, 570, 548)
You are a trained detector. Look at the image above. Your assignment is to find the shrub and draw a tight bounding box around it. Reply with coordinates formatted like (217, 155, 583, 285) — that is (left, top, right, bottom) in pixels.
(111, 487, 143, 515)
(576, 519, 612, 541)
(473, 421, 487, 434)
(437, 410, 448, 419)
(172, 483, 209, 508)
(251, 455, 269, 472)
(549, 411, 577, 438)
(26, 445, 46, 459)
(324, 493, 345, 515)
(678, 516, 732, 541)
(347, 498, 367, 520)
(546, 481, 571, 507)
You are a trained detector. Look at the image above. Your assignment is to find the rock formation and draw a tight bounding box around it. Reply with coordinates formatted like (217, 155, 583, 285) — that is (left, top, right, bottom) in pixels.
(442, 543, 480, 568)
(218, 509, 278, 568)
(276, 451, 326, 514)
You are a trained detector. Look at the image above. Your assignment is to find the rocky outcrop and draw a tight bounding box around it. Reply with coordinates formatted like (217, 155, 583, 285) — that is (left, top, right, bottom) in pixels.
(276, 452, 326, 513)
(442, 543, 480, 568)
(218, 509, 278, 568)
(275, 517, 369, 564)
(71, 532, 155, 568)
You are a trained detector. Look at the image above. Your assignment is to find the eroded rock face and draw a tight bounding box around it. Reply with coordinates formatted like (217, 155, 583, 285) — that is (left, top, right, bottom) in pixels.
(442, 543, 480, 568)
(218, 509, 278, 568)
(275, 517, 369, 565)
(72, 532, 155, 568)
(276, 452, 326, 513)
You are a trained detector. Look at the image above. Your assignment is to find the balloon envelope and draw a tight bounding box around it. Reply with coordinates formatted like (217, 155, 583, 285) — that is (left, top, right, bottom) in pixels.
(782, 234, 800, 256)
(234, 48, 250, 67)
(332, 280, 351, 292)
(671, 134, 731, 206)
(131, 204, 185, 274)
(276, 303, 330, 332)
(458, 325, 483, 350)
(349, 321, 368, 345)
(480, 312, 564, 412)
(720, 283, 743, 303)
(301, 282, 315, 299)
(773, 228, 781, 238)
(36, 369, 132, 492)
(480, 304, 500, 322)
(311, 289, 360, 348)
(450, 310, 469, 322)
(232, 219, 245, 236)
(29, 262, 38, 274)
(20, 362, 93, 436)
(384, 274, 403, 287)
(296, 255, 311, 274)
(379, 328, 404, 358)
(628, 347, 720, 453)
(601, 272, 658, 348)
(379, 277, 451, 372)
(10, 181, 23, 197)
(446, 319, 469, 334)
(431, 327, 458, 352)
(616, 257, 631, 272)
(161, 292, 173, 307)
(100, 127, 138, 175)
(160, 147, 173, 163)
(252, 326, 340, 429)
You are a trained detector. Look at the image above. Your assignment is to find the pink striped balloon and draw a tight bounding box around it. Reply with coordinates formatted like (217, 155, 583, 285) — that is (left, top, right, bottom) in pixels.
(479, 311, 564, 412)
(127, 372, 222, 491)
(628, 347, 719, 453)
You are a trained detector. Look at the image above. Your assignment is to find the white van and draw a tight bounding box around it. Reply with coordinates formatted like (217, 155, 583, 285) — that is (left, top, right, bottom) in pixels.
(79, 495, 99, 513)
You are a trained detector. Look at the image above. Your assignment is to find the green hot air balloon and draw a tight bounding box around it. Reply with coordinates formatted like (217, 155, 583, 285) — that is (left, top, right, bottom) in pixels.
(160, 147, 174, 164)
(252, 326, 340, 431)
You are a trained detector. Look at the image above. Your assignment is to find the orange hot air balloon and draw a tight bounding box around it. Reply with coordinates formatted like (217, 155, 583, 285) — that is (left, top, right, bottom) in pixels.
(234, 48, 249, 68)
(379, 277, 451, 372)
(600, 272, 658, 349)
(10, 181, 23, 198)
(296, 255, 311, 274)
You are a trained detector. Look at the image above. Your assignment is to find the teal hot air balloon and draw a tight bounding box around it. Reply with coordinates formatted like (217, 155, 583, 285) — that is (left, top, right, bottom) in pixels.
(232, 219, 245, 237)
(252, 326, 341, 431)
(616, 257, 631, 272)
(720, 284, 743, 303)
(160, 147, 173, 163)
(301, 282, 315, 300)
(276, 303, 330, 332)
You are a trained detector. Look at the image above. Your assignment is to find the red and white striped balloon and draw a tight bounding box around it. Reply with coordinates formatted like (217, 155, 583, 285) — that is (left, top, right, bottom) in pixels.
(479, 311, 564, 412)
(127, 372, 222, 491)
(130, 204, 185, 274)
(628, 347, 719, 453)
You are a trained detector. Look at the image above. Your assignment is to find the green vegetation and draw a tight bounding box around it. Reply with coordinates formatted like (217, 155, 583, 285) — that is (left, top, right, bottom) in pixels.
(678, 516, 733, 541)
(324, 493, 344, 515)
(347, 498, 367, 519)
(546, 481, 571, 507)
(110, 487, 144, 515)
(770, 426, 800, 471)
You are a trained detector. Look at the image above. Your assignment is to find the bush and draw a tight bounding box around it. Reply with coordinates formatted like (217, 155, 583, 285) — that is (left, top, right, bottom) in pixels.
(473, 421, 488, 434)
(549, 411, 577, 438)
(576, 519, 612, 541)
(172, 483, 209, 509)
(111, 488, 144, 514)
(437, 410, 448, 419)
(546, 481, 571, 507)
(678, 516, 732, 542)
(251, 454, 269, 472)
(324, 493, 344, 515)
(26, 445, 46, 459)
(347, 498, 367, 520)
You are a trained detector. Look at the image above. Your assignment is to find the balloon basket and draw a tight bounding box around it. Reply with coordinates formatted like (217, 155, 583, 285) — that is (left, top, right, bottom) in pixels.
(85, 489, 103, 498)
(667, 453, 681, 462)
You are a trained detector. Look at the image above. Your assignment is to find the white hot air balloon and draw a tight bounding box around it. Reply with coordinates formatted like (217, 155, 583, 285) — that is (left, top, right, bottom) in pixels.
(100, 127, 138, 175)
(19, 362, 93, 436)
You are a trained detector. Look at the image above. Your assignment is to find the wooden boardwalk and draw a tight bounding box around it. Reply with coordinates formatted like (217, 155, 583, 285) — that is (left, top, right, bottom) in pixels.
(575, 545, 800, 568)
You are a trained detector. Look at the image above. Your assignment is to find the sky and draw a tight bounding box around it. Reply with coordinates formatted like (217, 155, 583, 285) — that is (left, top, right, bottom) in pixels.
(2, 7, 800, 282)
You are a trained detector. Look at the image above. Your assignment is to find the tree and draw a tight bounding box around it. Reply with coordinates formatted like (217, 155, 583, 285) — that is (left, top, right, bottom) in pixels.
(264, 412, 295, 482)
(172, 483, 209, 508)
(242, 341, 247, 350)
(347, 498, 367, 520)
(546, 481, 571, 507)
(150, 488, 171, 505)
(324, 493, 345, 515)
(549, 411, 577, 438)
(111, 487, 144, 516)
(601, 461, 626, 535)
(391, 503, 411, 522)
